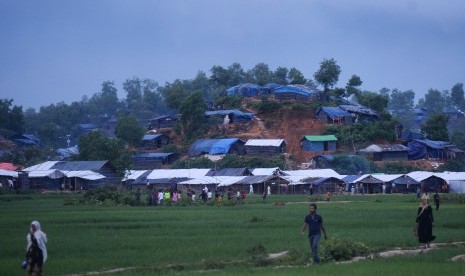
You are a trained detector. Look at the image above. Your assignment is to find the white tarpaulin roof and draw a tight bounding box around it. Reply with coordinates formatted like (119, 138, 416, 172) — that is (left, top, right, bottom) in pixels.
(24, 161, 59, 171)
(0, 169, 18, 178)
(124, 170, 149, 181)
(245, 139, 286, 147)
(27, 169, 65, 179)
(283, 169, 341, 179)
(179, 176, 245, 186)
(147, 169, 211, 180)
(374, 174, 403, 182)
(251, 167, 281, 176)
(63, 170, 105, 180)
(408, 171, 435, 182)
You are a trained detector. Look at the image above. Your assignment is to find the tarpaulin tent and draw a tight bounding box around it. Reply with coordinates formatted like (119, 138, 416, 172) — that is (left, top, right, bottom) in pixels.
(188, 138, 245, 157)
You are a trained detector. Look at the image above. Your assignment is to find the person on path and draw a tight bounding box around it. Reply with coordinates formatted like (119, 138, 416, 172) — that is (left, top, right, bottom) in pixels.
(249, 184, 254, 195)
(300, 204, 327, 264)
(433, 191, 440, 211)
(26, 221, 48, 276)
(267, 185, 271, 195)
(416, 196, 435, 249)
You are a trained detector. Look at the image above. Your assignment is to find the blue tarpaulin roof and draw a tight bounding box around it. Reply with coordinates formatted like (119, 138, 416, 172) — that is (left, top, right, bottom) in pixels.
(188, 138, 242, 156)
(142, 134, 164, 141)
(133, 153, 175, 159)
(226, 83, 263, 97)
(273, 85, 319, 97)
(320, 106, 352, 119)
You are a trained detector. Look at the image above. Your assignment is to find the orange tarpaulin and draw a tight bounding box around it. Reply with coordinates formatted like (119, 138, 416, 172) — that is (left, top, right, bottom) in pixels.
(0, 163, 17, 170)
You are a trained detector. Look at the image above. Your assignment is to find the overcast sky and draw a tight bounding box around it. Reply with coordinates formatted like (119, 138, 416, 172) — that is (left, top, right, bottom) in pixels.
(1, 0, 465, 110)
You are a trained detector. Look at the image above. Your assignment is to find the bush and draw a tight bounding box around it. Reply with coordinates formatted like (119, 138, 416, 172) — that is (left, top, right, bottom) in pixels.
(323, 237, 370, 261)
(77, 187, 133, 206)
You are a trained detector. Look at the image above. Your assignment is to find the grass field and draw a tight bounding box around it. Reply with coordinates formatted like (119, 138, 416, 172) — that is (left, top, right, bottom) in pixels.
(1, 191, 464, 275)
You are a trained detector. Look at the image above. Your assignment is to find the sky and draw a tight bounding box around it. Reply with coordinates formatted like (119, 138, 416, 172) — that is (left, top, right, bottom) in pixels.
(1, 0, 465, 110)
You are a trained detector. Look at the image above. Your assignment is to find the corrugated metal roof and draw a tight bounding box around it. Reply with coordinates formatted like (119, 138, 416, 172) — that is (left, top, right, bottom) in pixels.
(206, 168, 251, 176)
(124, 170, 149, 181)
(27, 169, 65, 179)
(50, 161, 109, 171)
(142, 134, 164, 141)
(0, 169, 18, 177)
(24, 161, 60, 171)
(283, 169, 341, 179)
(147, 169, 211, 179)
(63, 170, 105, 180)
(303, 135, 338, 142)
(359, 144, 408, 152)
(245, 139, 286, 147)
(251, 167, 284, 176)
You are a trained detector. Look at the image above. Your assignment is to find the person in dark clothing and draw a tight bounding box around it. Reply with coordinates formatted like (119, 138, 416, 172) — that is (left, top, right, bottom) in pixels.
(433, 191, 440, 211)
(416, 196, 435, 249)
(300, 203, 327, 264)
(135, 189, 141, 206)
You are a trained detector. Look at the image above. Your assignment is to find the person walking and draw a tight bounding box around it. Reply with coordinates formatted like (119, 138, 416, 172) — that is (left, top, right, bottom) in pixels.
(433, 191, 440, 211)
(26, 221, 48, 276)
(301, 203, 327, 264)
(416, 195, 435, 249)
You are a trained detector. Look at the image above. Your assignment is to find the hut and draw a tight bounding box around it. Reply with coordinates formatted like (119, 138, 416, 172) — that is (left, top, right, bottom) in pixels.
(315, 106, 353, 125)
(226, 83, 263, 97)
(141, 133, 170, 149)
(148, 115, 179, 130)
(204, 109, 254, 124)
(304, 177, 345, 194)
(245, 139, 287, 156)
(339, 104, 380, 122)
(301, 135, 337, 152)
(357, 144, 409, 161)
(188, 138, 245, 157)
(132, 152, 179, 169)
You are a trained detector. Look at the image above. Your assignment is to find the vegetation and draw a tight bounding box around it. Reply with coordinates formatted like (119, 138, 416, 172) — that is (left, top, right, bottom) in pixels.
(1, 193, 465, 275)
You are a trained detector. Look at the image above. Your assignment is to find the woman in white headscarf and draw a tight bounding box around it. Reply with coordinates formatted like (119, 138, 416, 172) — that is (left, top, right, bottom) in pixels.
(26, 220, 47, 276)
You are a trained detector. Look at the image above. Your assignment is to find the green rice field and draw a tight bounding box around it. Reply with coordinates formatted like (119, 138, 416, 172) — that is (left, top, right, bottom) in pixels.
(1, 191, 464, 275)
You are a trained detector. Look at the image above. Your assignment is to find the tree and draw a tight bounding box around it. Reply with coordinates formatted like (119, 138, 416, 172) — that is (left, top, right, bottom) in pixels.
(179, 91, 207, 139)
(327, 155, 373, 175)
(0, 99, 24, 135)
(419, 89, 445, 115)
(421, 114, 449, 141)
(162, 79, 189, 110)
(288, 68, 307, 84)
(114, 115, 145, 147)
(345, 75, 363, 99)
(210, 65, 230, 87)
(450, 82, 464, 109)
(227, 63, 246, 86)
(77, 131, 131, 175)
(356, 91, 388, 113)
(272, 66, 289, 84)
(313, 58, 341, 92)
(246, 63, 272, 85)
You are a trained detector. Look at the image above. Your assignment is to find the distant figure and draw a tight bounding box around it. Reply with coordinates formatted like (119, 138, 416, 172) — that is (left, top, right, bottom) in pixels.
(203, 185, 209, 194)
(267, 185, 271, 195)
(382, 183, 386, 194)
(351, 186, 355, 195)
(135, 189, 141, 206)
(8, 178, 14, 189)
(262, 191, 267, 203)
(223, 114, 230, 125)
(416, 196, 435, 249)
(416, 187, 421, 199)
(249, 184, 254, 195)
(325, 191, 331, 202)
(300, 203, 327, 265)
(207, 190, 212, 201)
(309, 184, 314, 195)
(26, 221, 48, 275)
(391, 183, 396, 193)
(433, 191, 440, 211)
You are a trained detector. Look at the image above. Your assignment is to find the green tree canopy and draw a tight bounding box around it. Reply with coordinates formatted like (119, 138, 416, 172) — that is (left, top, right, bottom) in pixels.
(356, 91, 388, 113)
(450, 82, 464, 109)
(77, 131, 131, 175)
(288, 68, 307, 84)
(313, 58, 341, 92)
(179, 91, 207, 140)
(0, 99, 24, 135)
(421, 114, 449, 141)
(114, 115, 145, 147)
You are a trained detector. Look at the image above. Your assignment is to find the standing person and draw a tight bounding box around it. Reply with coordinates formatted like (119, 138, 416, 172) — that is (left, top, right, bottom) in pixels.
(262, 190, 267, 203)
(207, 190, 213, 202)
(382, 183, 386, 194)
(267, 185, 271, 195)
(416, 196, 435, 249)
(416, 187, 421, 199)
(325, 191, 331, 202)
(433, 191, 440, 211)
(300, 204, 327, 264)
(249, 184, 254, 195)
(135, 188, 141, 206)
(26, 221, 48, 276)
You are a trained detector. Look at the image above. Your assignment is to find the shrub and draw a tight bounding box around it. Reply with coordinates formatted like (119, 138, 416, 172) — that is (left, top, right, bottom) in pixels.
(323, 237, 370, 261)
